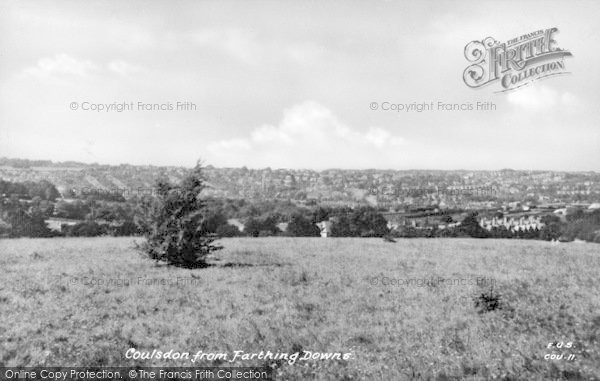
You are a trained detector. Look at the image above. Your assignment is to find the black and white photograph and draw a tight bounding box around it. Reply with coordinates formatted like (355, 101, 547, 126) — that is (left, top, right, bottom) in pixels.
(0, 1, 599, 380)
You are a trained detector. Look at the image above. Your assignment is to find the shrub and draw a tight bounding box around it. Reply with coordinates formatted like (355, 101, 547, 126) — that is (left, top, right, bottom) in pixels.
(201, 209, 228, 234)
(137, 163, 222, 268)
(0, 219, 10, 237)
(350, 207, 389, 237)
(473, 289, 502, 313)
(473, 287, 515, 319)
(330, 207, 389, 237)
(330, 215, 354, 237)
(215, 224, 241, 237)
(64, 221, 106, 237)
(287, 213, 320, 237)
(6, 208, 55, 238)
(244, 217, 262, 237)
(459, 212, 489, 238)
(244, 215, 280, 237)
(112, 221, 139, 236)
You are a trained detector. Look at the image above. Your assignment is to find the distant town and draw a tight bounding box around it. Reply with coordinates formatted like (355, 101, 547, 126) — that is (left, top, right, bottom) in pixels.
(1, 157, 599, 242)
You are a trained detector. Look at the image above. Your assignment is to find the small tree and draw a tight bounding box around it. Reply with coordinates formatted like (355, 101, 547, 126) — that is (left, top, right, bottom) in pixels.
(244, 217, 262, 237)
(200, 204, 229, 234)
(2, 197, 54, 238)
(330, 215, 354, 237)
(288, 213, 320, 237)
(441, 214, 454, 224)
(243, 214, 280, 237)
(138, 163, 222, 268)
(350, 207, 389, 237)
(459, 211, 488, 238)
(215, 224, 241, 237)
(539, 214, 563, 241)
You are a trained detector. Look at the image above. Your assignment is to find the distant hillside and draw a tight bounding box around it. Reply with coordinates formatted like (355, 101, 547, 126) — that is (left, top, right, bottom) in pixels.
(1, 157, 599, 208)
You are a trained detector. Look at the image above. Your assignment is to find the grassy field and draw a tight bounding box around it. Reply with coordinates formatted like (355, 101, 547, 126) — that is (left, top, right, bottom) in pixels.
(0, 237, 599, 380)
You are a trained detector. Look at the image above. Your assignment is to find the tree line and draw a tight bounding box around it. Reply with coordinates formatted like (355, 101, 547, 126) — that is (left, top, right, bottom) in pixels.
(1, 170, 600, 244)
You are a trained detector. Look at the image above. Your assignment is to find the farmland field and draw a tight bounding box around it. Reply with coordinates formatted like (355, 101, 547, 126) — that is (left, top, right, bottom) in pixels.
(0, 237, 599, 380)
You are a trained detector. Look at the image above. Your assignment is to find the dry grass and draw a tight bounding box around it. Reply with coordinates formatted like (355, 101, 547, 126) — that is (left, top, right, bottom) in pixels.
(0, 237, 599, 380)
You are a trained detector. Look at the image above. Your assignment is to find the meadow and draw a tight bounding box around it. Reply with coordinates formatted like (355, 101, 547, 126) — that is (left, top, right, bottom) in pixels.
(0, 237, 599, 380)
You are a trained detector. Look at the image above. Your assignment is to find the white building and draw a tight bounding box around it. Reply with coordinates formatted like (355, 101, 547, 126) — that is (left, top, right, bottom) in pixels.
(316, 221, 332, 238)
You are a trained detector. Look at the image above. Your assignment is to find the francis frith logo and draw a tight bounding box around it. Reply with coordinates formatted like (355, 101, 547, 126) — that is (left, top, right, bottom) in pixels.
(463, 27, 572, 92)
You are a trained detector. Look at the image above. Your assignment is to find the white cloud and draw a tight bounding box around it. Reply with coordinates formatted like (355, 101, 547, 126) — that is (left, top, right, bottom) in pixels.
(206, 101, 406, 169)
(190, 27, 324, 66)
(107, 60, 145, 76)
(23, 53, 98, 78)
(366, 127, 404, 148)
(285, 43, 324, 64)
(507, 85, 578, 111)
(561, 92, 577, 106)
(20, 55, 147, 83)
(193, 28, 265, 65)
(209, 139, 251, 151)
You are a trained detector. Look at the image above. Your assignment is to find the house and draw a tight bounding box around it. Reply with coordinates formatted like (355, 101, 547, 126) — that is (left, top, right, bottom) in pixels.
(45, 218, 80, 232)
(316, 221, 332, 238)
(387, 221, 399, 231)
(478, 215, 544, 232)
(276, 222, 288, 233)
(227, 218, 245, 232)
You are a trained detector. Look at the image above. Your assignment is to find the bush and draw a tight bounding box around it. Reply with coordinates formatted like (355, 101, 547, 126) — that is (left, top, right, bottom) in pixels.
(137, 163, 222, 268)
(330, 207, 388, 237)
(350, 207, 389, 237)
(64, 221, 106, 237)
(112, 221, 139, 236)
(287, 213, 320, 237)
(244, 217, 262, 237)
(201, 209, 228, 234)
(215, 224, 241, 237)
(244, 215, 280, 237)
(459, 212, 488, 238)
(0, 219, 10, 237)
(6, 208, 55, 238)
(473, 289, 502, 313)
(330, 215, 354, 237)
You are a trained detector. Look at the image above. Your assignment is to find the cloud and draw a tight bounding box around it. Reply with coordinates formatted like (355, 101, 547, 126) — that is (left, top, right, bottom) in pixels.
(208, 139, 251, 151)
(284, 43, 324, 64)
(190, 27, 324, 66)
(206, 101, 405, 169)
(193, 28, 265, 65)
(20, 55, 148, 82)
(22, 53, 98, 78)
(507, 85, 578, 111)
(366, 127, 404, 148)
(108, 60, 146, 76)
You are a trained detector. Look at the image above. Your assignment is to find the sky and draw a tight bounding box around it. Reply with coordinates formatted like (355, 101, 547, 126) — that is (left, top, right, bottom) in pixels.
(0, 0, 599, 171)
